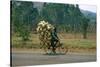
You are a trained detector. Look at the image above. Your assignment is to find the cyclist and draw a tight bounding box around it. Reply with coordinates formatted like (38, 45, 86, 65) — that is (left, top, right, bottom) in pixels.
(51, 27, 59, 53)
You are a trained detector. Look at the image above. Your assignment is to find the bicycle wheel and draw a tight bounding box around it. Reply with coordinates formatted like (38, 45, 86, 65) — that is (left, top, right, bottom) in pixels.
(56, 45, 68, 54)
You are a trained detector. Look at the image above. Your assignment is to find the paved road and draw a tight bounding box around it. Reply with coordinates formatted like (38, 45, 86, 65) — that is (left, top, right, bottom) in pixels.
(12, 52, 96, 66)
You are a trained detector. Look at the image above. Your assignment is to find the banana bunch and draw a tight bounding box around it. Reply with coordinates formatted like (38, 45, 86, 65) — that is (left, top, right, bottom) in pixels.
(36, 20, 54, 44)
(36, 20, 54, 33)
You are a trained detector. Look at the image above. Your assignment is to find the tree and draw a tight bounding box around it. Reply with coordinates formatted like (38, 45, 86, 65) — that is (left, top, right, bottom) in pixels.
(81, 17, 89, 39)
(11, 1, 39, 41)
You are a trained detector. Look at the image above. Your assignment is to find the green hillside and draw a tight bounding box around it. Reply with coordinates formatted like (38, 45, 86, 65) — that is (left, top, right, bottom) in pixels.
(11, 1, 96, 40)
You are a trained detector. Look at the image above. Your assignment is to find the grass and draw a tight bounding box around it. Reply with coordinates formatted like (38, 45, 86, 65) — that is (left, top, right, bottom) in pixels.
(11, 33, 96, 49)
(61, 39, 96, 49)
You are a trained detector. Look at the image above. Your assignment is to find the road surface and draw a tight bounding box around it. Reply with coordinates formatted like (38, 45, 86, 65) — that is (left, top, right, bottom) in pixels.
(11, 51, 96, 66)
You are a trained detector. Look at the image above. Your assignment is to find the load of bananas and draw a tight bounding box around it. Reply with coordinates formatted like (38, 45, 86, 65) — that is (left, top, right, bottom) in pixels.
(36, 20, 54, 51)
(36, 20, 68, 54)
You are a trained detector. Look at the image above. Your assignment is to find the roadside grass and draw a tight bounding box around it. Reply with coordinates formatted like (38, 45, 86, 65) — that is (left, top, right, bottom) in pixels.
(61, 39, 96, 49)
(11, 33, 96, 49)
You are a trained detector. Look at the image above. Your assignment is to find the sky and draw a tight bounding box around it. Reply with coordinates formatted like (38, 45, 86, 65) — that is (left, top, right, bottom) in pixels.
(79, 4, 96, 13)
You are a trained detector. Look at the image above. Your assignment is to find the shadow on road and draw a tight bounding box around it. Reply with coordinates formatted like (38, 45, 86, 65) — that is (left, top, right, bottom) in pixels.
(43, 53, 67, 56)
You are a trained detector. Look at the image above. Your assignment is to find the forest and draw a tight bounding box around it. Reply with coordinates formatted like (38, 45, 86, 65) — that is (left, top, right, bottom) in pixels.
(11, 1, 96, 49)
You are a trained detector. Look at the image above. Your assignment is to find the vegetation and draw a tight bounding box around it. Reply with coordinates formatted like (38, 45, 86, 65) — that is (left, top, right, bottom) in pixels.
(11, 1, 96, 50)
(12, 33, 96, 49)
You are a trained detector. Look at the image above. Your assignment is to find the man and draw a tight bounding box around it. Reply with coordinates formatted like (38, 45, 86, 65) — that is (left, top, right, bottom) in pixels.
(51, 26, 59, 53)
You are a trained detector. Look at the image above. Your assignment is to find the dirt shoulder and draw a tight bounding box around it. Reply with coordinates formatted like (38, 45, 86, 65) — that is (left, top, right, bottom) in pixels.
(11, 48, 96, 55)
